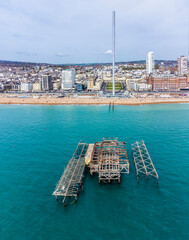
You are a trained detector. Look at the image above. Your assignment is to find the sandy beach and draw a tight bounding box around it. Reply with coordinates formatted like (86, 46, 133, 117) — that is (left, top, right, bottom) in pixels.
(1, 96, 189, 105)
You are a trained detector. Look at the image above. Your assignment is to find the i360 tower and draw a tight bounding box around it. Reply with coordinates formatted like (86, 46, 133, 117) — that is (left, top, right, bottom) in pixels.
(112, 11, 115, 96)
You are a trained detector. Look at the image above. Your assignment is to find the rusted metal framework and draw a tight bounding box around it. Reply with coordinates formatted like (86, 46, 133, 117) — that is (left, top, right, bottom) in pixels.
(131, 140, 159, 183)
(89, 138, 129, 183)
(52, 138, 160, 206)
(52, 142, 88, 205)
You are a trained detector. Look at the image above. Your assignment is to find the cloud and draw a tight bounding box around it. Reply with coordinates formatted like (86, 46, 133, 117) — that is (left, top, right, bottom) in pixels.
(0, 0, 188, 63)
(56, 52, 64, 57)
(105, 50, 112, 54)
(55, 52, 71, 57)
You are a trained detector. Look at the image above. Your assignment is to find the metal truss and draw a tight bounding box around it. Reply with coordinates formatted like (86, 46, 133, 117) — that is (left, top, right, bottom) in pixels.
(52, 142, 88, 205)
(131, 140, 159, 183)
(89, 138, 129, 183)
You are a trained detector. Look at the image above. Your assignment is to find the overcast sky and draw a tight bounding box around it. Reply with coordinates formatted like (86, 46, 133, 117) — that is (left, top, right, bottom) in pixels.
(0, 0, 189, 64)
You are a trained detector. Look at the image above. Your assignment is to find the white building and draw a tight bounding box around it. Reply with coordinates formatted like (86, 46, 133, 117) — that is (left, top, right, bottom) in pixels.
(178, 56, 188, 76)
(137, 83, 152, 91)
(146, 51, 154, 75)
(21, 82, 33, 92)
(62, 69, 75, 89)
(33, 81, 42, 92)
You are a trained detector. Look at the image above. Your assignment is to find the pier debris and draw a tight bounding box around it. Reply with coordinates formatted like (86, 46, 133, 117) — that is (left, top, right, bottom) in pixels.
(89, 138, 129, 183)
(131, 140, 159, 183)
(109, 102, 115, 111)
(53, 138, 159, 205)
(85, 144, 94, 165)
(52, 142, 88, 205)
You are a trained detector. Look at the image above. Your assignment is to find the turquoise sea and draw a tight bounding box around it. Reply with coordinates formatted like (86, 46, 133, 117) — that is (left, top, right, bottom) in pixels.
(0, 104, 189, 240)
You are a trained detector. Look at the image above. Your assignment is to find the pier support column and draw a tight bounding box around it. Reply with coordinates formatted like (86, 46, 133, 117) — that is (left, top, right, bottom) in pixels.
(137, 174, 139, 183)
(118, 178, 121, 184)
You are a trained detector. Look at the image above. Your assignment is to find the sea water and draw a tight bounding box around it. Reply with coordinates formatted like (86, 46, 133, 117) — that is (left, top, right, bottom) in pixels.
(0, 104, 189, 240)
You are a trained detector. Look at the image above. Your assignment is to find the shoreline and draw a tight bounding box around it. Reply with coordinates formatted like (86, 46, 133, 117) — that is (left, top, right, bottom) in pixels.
(1, 97, 189, 106)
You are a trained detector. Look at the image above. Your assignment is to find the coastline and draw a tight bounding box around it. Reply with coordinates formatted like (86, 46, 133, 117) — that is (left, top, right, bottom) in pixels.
(1, 96, 189, 105)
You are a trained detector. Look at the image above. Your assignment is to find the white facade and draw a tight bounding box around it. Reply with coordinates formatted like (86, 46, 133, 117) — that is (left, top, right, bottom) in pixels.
(137, 83, 152, 91)
(62, 69, 75, 89)
(178, 56, 188, 76)
(33, 82, 42, 92)
(146, 52, 154, 75)
(128, 80, 138, 91)
(92, 80, 102, 91)
(21, 82, 33, 92)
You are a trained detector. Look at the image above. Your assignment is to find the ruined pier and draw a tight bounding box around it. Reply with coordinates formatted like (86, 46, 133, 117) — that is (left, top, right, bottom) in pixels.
(53, 138, 159, 205)
(131, 140, 159, 183)
(89, 138, 129, 183)
(52, 142, 88, 205)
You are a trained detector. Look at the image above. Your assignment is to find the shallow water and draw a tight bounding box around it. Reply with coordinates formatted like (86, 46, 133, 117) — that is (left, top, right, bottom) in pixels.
(0, 104, 189, 240)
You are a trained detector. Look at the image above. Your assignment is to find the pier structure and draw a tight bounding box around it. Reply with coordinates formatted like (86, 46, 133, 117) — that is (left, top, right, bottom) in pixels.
(109, 102, 115, 111)
(89, 138, 129, 183)
(52, 142, 88, 205)
(131, 140, 159, 183)
(53, 138, 159, 205)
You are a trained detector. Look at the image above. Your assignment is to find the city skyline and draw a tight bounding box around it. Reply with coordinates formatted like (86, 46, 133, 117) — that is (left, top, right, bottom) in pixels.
(0, 0, 189, 64)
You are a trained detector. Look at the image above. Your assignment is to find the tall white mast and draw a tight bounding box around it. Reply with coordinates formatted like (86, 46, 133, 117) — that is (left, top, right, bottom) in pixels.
(112, 11, 115, 96)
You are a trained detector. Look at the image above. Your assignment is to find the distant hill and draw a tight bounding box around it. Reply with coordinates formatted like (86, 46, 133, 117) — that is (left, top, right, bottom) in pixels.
(0, 60, 46, 66)
(0, 59, 178, 67)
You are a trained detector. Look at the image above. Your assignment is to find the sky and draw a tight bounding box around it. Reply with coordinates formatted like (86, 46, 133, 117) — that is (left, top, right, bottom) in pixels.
(0, 0, 189, 64)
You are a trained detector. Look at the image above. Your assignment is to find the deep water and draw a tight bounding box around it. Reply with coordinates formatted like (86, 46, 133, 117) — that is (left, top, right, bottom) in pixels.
(0, 104, 189, 240)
